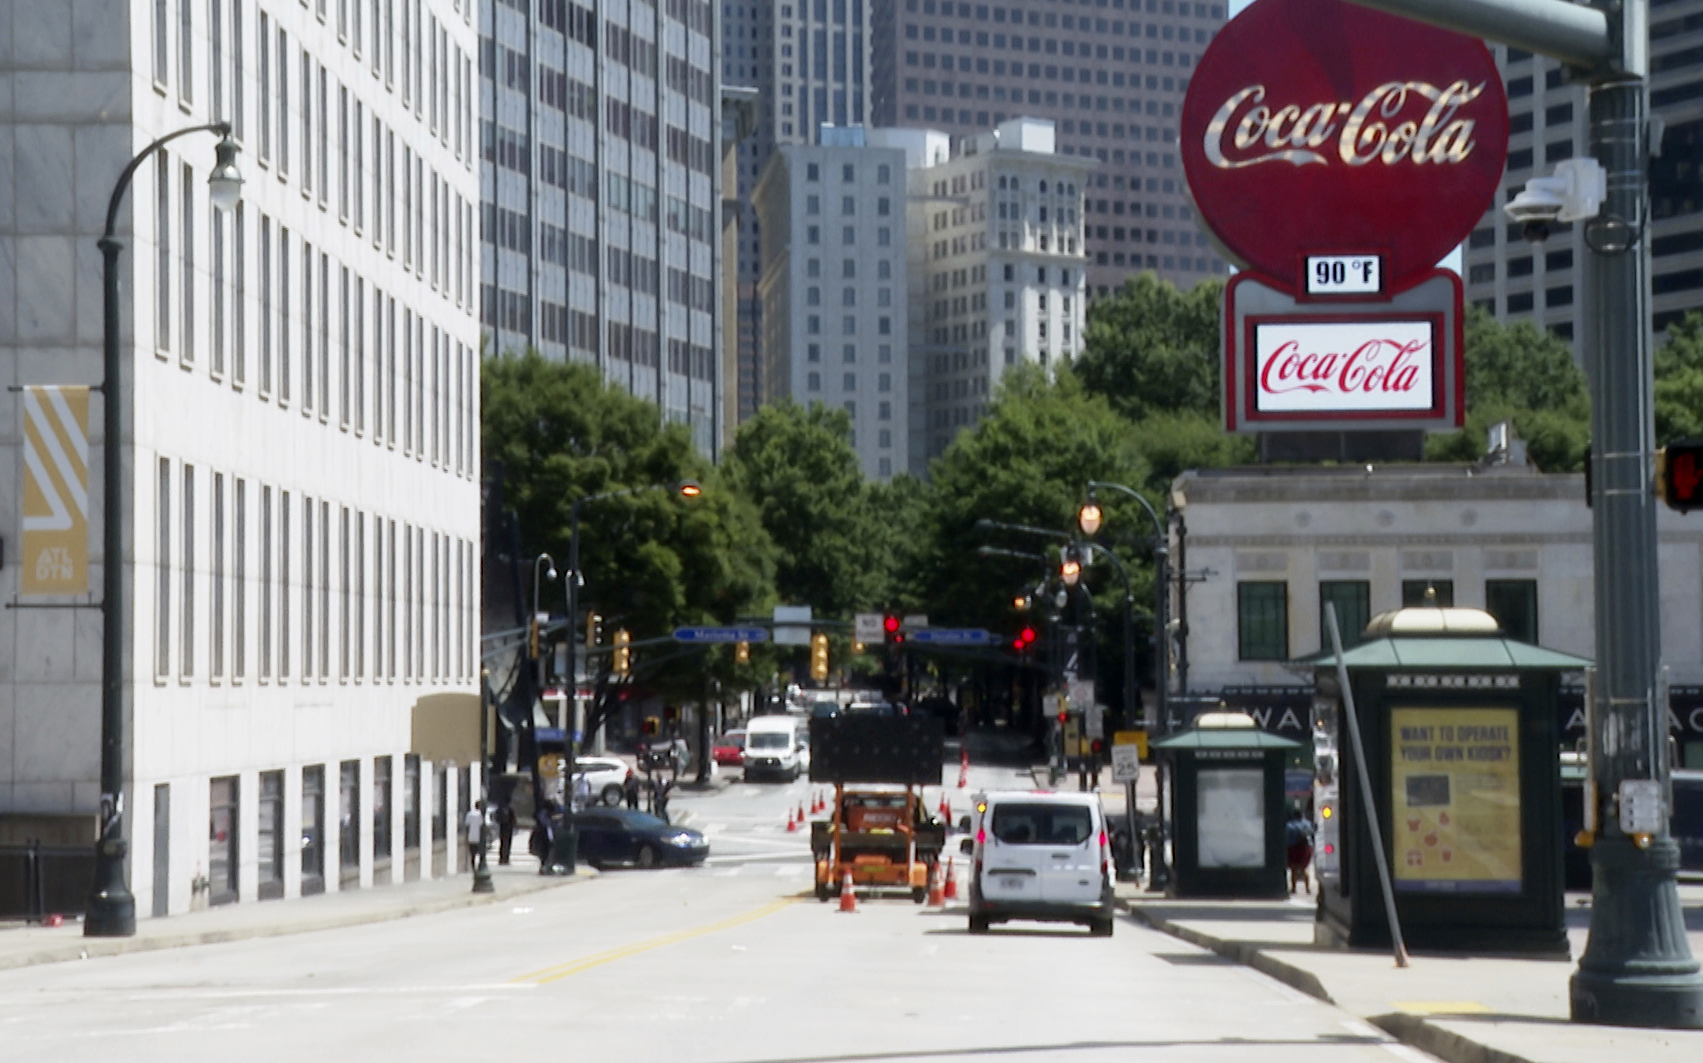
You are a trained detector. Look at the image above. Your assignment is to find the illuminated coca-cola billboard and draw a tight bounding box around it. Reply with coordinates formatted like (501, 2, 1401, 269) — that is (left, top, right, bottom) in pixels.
(1182, 0, 1507, 298)
(1225, 271, 1464, 432)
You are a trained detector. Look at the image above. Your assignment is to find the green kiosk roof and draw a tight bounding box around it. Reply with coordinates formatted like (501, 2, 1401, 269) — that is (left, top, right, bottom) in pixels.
(1153, 713, 1304, 752)
(1293, 605, 1592, 672)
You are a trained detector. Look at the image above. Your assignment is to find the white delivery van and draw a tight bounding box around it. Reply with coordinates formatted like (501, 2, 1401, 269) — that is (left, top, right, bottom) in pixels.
(962, 790, 1115, 936)
(742, 714, 810, 782)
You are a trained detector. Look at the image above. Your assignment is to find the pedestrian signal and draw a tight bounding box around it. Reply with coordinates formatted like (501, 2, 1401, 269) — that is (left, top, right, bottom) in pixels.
(1658, 441, 1703, 512)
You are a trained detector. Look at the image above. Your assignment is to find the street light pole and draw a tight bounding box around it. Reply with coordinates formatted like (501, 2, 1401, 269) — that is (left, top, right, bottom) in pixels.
(548, 480, 701, 876)
(531, 553, 557, 698)
(1342, 0, 1702, 1029)
(87, 122, 241, 938)
(473, 671, 495, 893)
(1082, 481, 1172, 891)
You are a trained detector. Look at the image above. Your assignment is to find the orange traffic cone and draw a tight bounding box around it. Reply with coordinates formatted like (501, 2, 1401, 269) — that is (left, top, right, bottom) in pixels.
(786, 807, 799, 832)
(927, 862, 945, 907)
(798, 802, 807, 825)
(943, 857, 959, 900)
(957, 749, 970, 788)
(812, 791, 824, 814)
(938, 795, 951, 822)
(838, 869, 858, 913)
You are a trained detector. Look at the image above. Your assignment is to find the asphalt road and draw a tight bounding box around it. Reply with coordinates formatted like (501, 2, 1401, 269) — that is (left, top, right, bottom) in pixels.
(0, 767, 1438, 1063)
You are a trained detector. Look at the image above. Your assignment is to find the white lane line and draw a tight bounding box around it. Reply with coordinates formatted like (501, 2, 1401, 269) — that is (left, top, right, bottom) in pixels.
(701, 823, 728, 834)
(1378, 1044, 1435, 1063)
(772, 864, 806, 877)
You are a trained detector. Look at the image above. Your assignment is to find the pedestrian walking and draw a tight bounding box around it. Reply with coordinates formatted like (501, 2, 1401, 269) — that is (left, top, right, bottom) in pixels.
(623, 771, 640, 810)
(530, 800, 557, 865)
(1285, 804, 1316, 895)
(495, 802, 517, 865)
(654, 775, 674, 824)
(573, 771, 592, 812)
(463, 804, 488, 872)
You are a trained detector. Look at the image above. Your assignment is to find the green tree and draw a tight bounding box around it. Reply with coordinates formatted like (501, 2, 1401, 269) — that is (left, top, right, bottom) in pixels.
(1656, 313, 1703, 444)
(1425, 306, 1591, 471)
(723, 401, 886, 618)
(1128, 410, 1256, 496)
(1076, 272, 1223, 422)
(481, 352, 776, 708)
(906, 367, 1152, 629)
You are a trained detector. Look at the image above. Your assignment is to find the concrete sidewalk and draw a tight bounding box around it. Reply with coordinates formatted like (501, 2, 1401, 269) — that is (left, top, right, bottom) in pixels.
(0, 853, 593, 973)
(1117, 882, 1703, 1063)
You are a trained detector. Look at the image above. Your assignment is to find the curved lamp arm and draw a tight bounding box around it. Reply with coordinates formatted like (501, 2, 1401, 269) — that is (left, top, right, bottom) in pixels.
(104, 122, 232, 240)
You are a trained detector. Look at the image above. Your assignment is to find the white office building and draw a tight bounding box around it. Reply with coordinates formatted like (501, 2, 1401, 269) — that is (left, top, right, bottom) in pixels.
(751, 126, 908, 479)
(905, 116, 1091, 468)
(1, 1, 482, 917)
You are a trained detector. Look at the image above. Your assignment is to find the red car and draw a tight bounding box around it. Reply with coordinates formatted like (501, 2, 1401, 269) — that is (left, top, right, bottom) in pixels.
(712, 730, 747, 767)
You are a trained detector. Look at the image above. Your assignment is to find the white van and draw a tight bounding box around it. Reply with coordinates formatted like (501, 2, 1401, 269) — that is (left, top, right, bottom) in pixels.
(742, 714, 810, 782)
(963, 791, 1115, 935)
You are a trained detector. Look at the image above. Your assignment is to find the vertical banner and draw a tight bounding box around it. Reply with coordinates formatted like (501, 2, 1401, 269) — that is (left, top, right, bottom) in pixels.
(20, 385, 91, 596)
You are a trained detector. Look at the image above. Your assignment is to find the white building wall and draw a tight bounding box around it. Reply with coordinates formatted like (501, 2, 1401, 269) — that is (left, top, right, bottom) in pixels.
(1173, 467, 1703, 696)
(1, 0, 481, 918)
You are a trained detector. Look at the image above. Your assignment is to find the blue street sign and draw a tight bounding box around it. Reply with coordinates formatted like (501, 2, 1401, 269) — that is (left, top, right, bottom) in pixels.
(907, 628, 993, 646)
(672, 626, 770, 644)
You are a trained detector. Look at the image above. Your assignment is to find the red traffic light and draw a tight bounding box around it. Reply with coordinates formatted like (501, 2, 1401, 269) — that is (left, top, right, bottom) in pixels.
(1011, 637, 1024, 650)
(1661, 441, 1703, 512)
(1019, 626, 1037, 644)
(883, 615, 901, 634)
(1057, 710, 1069, 724)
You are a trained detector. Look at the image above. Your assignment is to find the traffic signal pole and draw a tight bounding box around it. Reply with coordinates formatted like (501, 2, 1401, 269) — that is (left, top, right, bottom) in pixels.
(1349, 0, 1702, 1028)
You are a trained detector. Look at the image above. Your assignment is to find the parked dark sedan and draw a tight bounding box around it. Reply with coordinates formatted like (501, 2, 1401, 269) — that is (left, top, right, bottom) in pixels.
(575, 809, 710, 869)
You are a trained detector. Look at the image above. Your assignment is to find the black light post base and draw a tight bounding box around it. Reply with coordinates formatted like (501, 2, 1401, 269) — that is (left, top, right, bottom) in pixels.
(84, 838, 136, 937)
(472, 848, 495, 894)
(542, 829, 578, 876)
(1570, 835, 1703, 1028)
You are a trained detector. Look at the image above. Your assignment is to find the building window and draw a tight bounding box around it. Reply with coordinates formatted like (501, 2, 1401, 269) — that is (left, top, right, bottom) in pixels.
(1486, 579, 1538, 643)
(1401, 579, 1455, 607)
(156, 458, 171, 677)
(181, 464, 196, 678)
(1318, 580, 1370, 650)
(1236, 581, 1288, 661)
(258, 769, 284, 900)
(208, 776, 239, 906)
(301, 764, 325, 895)
(373, 754, 393, 870)
(339, 759, 361, 887)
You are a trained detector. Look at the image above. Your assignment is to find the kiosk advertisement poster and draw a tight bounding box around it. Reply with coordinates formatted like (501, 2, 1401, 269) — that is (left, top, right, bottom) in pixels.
(1198, 766, 1266, 869)
(1390, 707, 1522, 893)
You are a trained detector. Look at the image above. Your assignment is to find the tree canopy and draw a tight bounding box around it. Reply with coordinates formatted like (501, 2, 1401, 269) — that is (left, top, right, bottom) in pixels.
(1076, 272, 1223, 423)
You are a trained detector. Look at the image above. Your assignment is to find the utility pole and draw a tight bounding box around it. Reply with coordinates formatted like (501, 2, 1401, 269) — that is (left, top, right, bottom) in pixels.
(1347, 0, 1702, 1028)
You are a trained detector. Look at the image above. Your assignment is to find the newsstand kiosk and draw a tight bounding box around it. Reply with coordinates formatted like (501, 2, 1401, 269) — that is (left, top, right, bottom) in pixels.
(1307, 605, 1588, 954)
(1154, 712, 1302, 899)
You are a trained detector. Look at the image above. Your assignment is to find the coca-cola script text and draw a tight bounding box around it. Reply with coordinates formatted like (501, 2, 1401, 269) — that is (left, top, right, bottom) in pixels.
(1253, 321, 1437, 413)
(1206, 80, 1485, 170)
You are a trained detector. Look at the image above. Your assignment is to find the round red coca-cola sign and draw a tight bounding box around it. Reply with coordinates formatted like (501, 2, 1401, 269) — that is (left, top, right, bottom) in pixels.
(1181, 0, 1507, 297)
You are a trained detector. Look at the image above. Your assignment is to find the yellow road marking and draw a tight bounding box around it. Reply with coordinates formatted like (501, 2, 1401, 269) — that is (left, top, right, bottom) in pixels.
(1392, 1001, 1492, 1015)
(512, 898, 798, 985)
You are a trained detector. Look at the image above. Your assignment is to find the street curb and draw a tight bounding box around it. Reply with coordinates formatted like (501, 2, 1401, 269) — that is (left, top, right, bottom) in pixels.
(1116, 898, 1335, 1005)
(1370, 1012, 1537, 1063)
(0, 871, 595, 973)
(1115, 897, 1541, 1063)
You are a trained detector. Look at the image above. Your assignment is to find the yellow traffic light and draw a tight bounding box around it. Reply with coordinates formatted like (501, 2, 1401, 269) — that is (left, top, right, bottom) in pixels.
(810, 632, 830, 682)
(735, 640, 750, 665)
(586, 611, 602, 649)
(614, 628, 631, 676)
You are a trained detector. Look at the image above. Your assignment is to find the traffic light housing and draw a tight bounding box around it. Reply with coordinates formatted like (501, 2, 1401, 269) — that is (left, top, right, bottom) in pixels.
(810, 632, 830, 682)
(641, 717, 660, 737)
(613, 628, 631, 676)
(735, 640, 750, 664)
(1658, 441, 1703, 512)
(883, 614, 902, 644)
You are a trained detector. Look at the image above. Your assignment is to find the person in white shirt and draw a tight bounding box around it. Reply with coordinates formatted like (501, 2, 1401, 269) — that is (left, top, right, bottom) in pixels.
(463, 806, 488, 871)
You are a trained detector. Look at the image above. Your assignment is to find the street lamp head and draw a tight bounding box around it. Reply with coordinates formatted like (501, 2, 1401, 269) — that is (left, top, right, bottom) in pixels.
(207, 132, 244, 210)
(675, 479, 703, 498)
(546, 566, 558, 581)
(1077, 502, 1103, 537)
(1060, 549, 1082, 587)
(976, 545, 995, 558)
(973, 517, 995, 532)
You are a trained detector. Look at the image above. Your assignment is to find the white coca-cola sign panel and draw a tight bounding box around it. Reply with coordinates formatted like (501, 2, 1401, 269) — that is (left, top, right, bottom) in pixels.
(1253, 321, 1436, 414)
